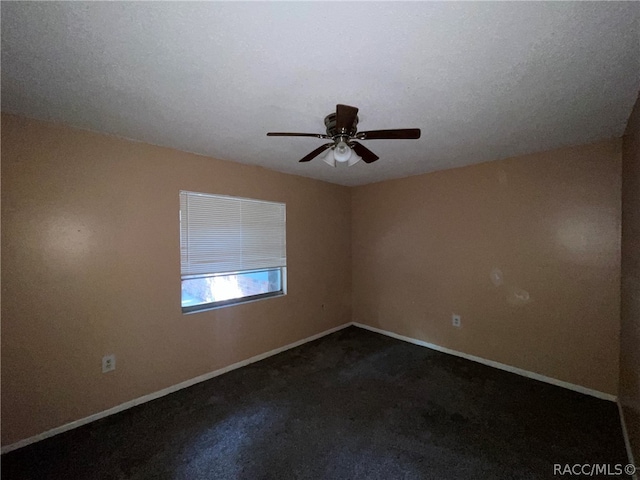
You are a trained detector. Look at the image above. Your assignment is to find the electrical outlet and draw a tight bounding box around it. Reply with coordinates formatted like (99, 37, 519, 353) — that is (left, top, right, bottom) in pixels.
(452, 314, 461, 328)
(102, 354, 116, 373)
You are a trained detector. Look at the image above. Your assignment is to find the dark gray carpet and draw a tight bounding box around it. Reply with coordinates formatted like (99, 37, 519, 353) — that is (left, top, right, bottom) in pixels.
(2, 326, 631, 479)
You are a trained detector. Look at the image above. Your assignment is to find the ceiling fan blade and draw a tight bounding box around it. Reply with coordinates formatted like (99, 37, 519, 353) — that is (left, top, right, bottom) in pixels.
(357, 129, 421, 140)
(267, 132, 330, 139)
(350, 141, 379, 164)
(298, 143, 334, 163)
(335, 104, 359, 134)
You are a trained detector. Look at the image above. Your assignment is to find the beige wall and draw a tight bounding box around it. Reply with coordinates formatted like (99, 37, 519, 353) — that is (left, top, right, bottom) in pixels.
(352, 140, 622, 395)
(621, 91, 640, 462)
(1, 114, 352, 446)
(1, 112, 626, 449)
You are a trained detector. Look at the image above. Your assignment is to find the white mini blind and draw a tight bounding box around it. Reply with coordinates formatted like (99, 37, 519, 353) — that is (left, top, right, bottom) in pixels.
(180, 191, 286, 277)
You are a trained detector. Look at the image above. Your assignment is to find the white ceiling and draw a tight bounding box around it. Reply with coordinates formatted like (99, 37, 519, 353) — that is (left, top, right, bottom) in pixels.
(2, 2, 639, 186)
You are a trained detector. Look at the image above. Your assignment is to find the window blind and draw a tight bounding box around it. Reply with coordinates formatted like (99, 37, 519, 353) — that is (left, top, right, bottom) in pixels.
(180, 191, 286, 277)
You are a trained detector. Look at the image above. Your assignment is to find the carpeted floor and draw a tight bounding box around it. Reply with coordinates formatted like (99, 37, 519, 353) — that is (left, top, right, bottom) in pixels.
(2, 326, 631, 480)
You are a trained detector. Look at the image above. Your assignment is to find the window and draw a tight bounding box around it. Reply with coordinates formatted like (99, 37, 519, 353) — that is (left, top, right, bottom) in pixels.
(180, 191, 286, 313)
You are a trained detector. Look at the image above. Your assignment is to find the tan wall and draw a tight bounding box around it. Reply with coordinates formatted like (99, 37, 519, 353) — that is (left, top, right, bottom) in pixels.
(1, 112, 626, 448)
(0, 114, 352, 446)
(352, 140, 622, 395)
(621, 91, 640, 462)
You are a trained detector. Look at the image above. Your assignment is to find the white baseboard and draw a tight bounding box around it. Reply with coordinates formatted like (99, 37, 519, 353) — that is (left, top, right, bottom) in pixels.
(1, 322, 351, 454)
(618, 402, 638, 480)
(352, 322, 617, 402)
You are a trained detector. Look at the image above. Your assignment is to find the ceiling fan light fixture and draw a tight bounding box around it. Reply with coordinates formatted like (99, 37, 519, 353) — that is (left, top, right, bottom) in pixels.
(321, 148, 336, 167)
(333, 140, 352, 163)
(321, 146, 361, 167)
(347, 151, 362, 167)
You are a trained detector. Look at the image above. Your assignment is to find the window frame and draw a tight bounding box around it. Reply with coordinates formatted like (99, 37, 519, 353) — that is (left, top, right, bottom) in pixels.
(179, 191, 287, 314)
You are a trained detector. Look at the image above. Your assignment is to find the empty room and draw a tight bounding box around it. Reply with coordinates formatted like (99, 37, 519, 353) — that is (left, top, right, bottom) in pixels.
(1, 2, 639, 479)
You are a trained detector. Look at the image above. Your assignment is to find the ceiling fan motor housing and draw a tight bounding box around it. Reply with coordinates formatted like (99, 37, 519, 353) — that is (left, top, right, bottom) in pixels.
(324, 113, 359, 138)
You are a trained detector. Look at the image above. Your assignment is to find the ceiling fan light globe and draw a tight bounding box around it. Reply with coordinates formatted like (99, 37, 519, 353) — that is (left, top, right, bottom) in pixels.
(334, 141, 352, 163)
(321, 148, 336, 167)
(347, 152, 362, 167)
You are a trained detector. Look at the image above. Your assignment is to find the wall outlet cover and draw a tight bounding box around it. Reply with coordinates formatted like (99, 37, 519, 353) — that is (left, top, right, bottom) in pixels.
(102, 354, 116, 373)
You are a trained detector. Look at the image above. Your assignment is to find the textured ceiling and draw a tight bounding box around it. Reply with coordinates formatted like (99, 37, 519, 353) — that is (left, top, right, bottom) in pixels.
(2, 2, 639, 186)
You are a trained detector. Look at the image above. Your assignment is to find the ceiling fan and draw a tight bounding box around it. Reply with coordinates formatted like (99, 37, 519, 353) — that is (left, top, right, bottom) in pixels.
(267, 104, 420, 166)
